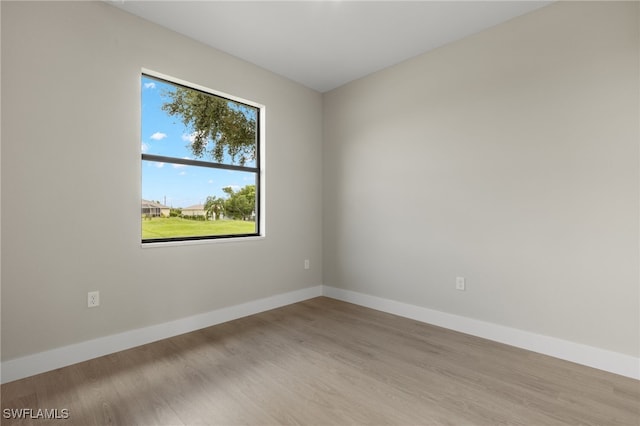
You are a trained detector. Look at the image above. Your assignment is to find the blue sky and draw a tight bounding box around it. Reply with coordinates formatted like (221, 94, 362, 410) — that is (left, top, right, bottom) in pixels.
(141, 76, 257, 208)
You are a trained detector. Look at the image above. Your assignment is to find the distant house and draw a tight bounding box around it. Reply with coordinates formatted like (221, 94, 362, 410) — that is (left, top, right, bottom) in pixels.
(182, 204, 207, 217)
(141, 199, 170, 217)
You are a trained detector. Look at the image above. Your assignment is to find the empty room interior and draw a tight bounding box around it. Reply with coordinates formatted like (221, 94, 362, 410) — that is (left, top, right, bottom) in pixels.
(1, 1, 639, 424)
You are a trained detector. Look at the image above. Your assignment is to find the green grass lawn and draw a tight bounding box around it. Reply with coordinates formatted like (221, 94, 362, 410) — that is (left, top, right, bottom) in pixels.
(142, 217, 256, 239)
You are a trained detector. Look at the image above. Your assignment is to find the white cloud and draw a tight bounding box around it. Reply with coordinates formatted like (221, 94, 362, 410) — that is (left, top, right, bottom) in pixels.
(150, 132, 167, 141)
(208, 180, 214, 184)
(155, 162, 165, 168)
(181, 133, 196, 144)
(141, 142, 149, 153)
(144, 82, 156, 89)
(178, 171, 187, 176)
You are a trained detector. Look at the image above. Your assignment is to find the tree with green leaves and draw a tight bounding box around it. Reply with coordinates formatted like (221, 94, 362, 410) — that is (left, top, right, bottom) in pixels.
(204, 196, 225, 221)
(162, 88, 257, 166)
(222, 185, 256, 221)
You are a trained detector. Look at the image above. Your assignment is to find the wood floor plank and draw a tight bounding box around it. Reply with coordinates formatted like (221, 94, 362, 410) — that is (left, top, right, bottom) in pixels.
(2, 297, 638, 425)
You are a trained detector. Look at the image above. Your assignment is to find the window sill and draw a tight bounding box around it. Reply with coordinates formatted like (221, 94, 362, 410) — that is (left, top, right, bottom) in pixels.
(141, 235, 265, 249)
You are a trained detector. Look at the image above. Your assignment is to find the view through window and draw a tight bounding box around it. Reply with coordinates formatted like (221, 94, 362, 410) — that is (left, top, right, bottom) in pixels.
(141, 74, 261, 243)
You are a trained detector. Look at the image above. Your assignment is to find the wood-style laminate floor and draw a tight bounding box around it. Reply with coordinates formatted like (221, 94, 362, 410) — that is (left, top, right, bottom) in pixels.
(2, 297, 639, 425)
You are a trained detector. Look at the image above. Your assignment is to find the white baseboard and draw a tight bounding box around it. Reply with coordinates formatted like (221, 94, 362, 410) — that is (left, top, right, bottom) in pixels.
(3, 284, 638, 384)
(0, 285, 323, 384)
(322, 286, 640, 380)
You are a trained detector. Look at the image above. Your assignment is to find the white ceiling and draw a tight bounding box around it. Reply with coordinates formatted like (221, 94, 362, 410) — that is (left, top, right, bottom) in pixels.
(110, 1, 552, 93)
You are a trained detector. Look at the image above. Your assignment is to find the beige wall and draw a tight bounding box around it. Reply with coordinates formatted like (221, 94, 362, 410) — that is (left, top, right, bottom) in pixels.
(1, 1, 323, 360)
(182, 209, 205, 217)
(323, 1, 639, 357)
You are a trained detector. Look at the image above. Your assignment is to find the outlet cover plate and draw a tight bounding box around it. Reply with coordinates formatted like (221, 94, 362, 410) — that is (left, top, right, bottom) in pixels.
(88, 291, 100, 307)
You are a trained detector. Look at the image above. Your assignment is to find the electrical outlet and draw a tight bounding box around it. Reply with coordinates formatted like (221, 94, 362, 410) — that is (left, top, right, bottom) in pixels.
(455, 277, 466, 291)
(304, 259, 310, 270)
(88, 291, 100, 307)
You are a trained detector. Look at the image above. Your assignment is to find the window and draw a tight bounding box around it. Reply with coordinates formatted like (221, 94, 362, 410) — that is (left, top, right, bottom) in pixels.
(141, 73, 262, 243)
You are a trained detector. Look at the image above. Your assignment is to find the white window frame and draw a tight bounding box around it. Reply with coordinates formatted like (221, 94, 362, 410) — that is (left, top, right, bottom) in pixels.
(140, 69, 266, 247)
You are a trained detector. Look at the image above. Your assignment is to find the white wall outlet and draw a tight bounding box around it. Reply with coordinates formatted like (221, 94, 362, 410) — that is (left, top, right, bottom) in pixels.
(88, 291, 100, 307)
(304, 259, 310, 270)
(456, 277, 466, 291)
